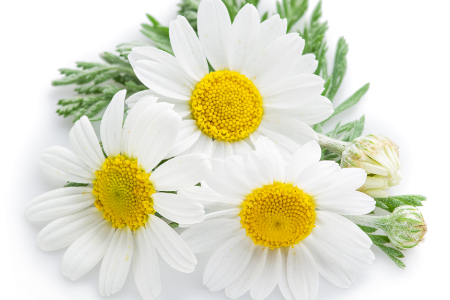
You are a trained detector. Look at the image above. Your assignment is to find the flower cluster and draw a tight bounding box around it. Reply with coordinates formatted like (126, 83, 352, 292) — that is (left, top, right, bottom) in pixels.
(27, 0, 427, 300)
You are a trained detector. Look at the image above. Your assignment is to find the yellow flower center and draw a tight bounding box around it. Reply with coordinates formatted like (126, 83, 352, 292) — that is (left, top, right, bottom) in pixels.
(93, 154, 156, 230)
(190, 70, 263, 142)
(239, 182, 316, 248)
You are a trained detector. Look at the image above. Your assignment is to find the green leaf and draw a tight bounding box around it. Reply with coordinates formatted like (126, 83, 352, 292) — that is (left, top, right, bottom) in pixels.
(375, 195, 427, 213)
(277, 0, 308, 32)
(378, 244, 404, 258)
(326, 37, 348, 101)
(64, 182, 89, 188)
(357, 224, 377, 234)
(141, 14, 172, 54)
(368, 234, 390, 245)
(324, 83, 370, 122)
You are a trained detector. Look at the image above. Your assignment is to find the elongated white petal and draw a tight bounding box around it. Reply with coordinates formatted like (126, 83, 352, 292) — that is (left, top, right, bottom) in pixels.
(182, 133, 214, 157)
(257, 15, 287, 51)
(100, 90, 125, 157)
(37, 208, 103, 251)
(170, 16, 208, 81)
(287, 243, 319, 300)
(40, 146, 95, 183)
(285, 141, 321, 183)
(223, 155, 263, 194)
(285, 53, 318, 77)
(228, 4, 260, 72)
(151, 153, 211, 191)
(27, 187, 95, 221)
(294, 161, 341, 195)
(69, 117, 104, 170)
(152, 193, 205, 224)
(263, 96, 333, 125)
(146, 216, 197, 272)
(62, 221, 115, 280)
(303, 235, 355, 288)
(250, 247, 282, 300)
(165, 120, 202, 158)
(130, 46, 195, 84)
(231, 139, 253, 155)
(211, 139, 235, 159)
(255, 127, 300, 160)
(244, 33, 304, 88)
(254, 136, 286, 182)
(178, 185, 241, 210)
(204, 233, 254, 292)
(259, 116, 318, 146)
(98, 227, 134, 297)
(133, 227, 161, 300)
(125, 90, 158, 108)
(225, 246, 268, 299)
(134, 60, 194, 100)
(261, 74, 324, 108)
(242, 151, 274, 188)
(205, 158, 249, 199)
(198, 0, 231, 71)
(315, 191, 375, 215)
(181, 219, 243, 253)
(278, 247, 295, 300)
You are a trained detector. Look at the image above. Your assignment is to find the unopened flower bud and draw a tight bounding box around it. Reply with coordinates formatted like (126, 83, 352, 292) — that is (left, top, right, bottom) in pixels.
(346, 205, 427, 250)
(340, 134, 402, 197)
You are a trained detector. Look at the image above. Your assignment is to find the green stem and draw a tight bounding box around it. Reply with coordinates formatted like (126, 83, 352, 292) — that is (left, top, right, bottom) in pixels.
(317, 133, 350, 155)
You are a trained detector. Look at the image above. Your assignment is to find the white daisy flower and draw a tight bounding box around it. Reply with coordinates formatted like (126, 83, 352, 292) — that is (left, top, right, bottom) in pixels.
(26, 90, 211, 299)
(180, 137, 376, 300)
(128, 0, 333, 160)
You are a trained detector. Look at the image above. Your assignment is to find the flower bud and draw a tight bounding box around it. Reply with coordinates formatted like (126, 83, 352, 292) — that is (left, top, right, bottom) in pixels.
(340, 134, 402, 197)
(377, 205, 427, 250)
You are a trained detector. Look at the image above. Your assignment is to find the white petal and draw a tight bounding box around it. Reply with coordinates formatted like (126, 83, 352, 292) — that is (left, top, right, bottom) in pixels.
(133, 227, 161, 300)
(121, 94, 159, 153)
(69, 117, 104, 170)
(40, 146, 95, 183)
(261, 74, 324, 108)
(130, 46, 195, 84)
(133, 60, 194, 100)
(203, 208, 241, 221)
(257, 15, 287, 51)
(125, 90, 157, 108)
(204, 233, 255, 292)
(165, 120, 202, 158)
(126, 104, 181, 170)
(231, 139, 253, 156)
(285, 141, 321, 183)
(312, 211, 374, 269)
(62, 220, 115, 280)
(227, 4, 260, 72)
(182, 133, 214, 157)
(224, 155, 263, 193)
(26, 187, 95, 221)
(170, 16, 209, 81)
(254, 136, 286, 182)
(303, 235, 355, 288)
(146, 216, 197, 272)
(198, 0, 231, 71)
(244, 33, 304, 88)
(152, 193, 205, 224)
(100, 90, 125, 157)
(242, 151, 273, 188)
(225, 246, 268, 299)
(211, 139, 234, 159)
(314, 190, 375, 215)
(263, 96, 333, 125)
(285, 54, 318, 78)
(250, 247, 282, 300)
(151, 153, 211, 191)
(287, 243, 319, 300)
(255, 128, 300, 160)
(204, 158, 248, 199)
(278, 247, 295, 300)
(98, 227, 134, 297)
(179, 185, 241, 210)
(37, 207, 103, 251)
(259, 116, 318, 146)
(181, 219, 243, 253)
(294, 161, 341, 195)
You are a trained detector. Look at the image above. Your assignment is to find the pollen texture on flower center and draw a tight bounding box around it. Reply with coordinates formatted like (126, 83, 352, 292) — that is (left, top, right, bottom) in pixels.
(93, 154, 156, 230)
(239, 182, 316, 248)
(190, 70, 263, 142)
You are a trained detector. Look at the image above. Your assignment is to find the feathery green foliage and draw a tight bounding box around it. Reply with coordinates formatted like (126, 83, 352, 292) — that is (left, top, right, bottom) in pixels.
(277, 0, 308, 32)
(375, 195, 427, 213)
(63, 182, 89, 188)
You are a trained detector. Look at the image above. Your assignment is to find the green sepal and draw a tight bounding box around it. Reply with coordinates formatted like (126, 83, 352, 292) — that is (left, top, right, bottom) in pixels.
(357, 224, 377, 234)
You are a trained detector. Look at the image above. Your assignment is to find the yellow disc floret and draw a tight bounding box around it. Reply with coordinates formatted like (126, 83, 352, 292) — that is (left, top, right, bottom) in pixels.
(190, 70, 263, 142)
(240, 182, 316, 248)
(93, 155, 156, 230)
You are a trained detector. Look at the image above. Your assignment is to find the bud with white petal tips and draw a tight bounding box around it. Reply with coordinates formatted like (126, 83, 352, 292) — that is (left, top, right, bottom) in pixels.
(346, 205, 427, 250)
(317, 133, 402, 197)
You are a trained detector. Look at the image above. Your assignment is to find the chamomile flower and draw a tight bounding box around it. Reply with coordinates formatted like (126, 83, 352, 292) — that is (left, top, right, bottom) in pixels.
(128, 0, 333, 160)
(180, 137, 375, 300)
(26, 90, 211, 299)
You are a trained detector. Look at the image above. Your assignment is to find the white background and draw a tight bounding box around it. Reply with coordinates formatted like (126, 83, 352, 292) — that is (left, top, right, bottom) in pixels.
(1, 0, 449, 299)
